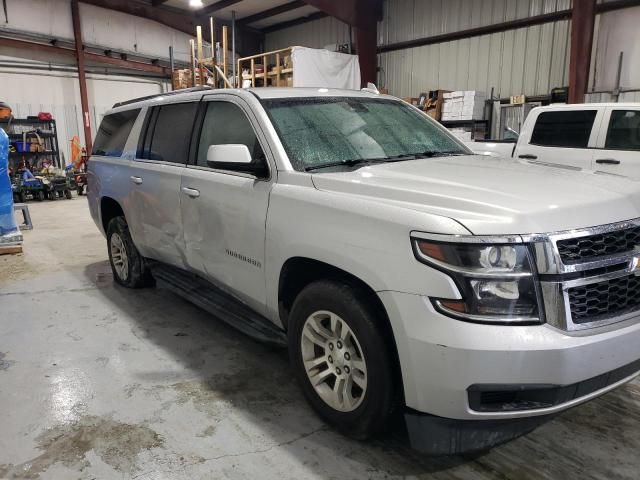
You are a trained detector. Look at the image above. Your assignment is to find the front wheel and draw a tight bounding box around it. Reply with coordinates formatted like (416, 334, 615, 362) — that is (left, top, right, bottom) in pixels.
(288, 280, 395, 439)
(106, 216, 153, 288)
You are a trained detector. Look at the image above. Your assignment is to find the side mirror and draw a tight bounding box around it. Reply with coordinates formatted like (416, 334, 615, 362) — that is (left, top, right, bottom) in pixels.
(206, 144, 269, 178)
(207, 144, 252, 165)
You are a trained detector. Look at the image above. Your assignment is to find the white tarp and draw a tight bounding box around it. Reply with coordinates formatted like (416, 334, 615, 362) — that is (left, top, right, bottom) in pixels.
(291, 47, 361, 90)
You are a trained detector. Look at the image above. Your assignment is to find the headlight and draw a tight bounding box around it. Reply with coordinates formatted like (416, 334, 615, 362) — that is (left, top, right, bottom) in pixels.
(412, 235, 543, 325)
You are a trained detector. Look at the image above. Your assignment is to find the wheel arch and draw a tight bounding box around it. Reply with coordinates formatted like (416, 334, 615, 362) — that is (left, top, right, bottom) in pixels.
(100, 196, 125, 234)
(278, 256, 405, 404)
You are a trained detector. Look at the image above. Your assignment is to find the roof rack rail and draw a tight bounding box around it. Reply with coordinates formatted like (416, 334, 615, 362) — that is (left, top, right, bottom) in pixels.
(112, 86, 214, 108)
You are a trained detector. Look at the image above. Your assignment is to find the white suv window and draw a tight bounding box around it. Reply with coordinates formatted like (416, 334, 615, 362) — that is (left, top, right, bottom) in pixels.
(605, 110, 640, 151)
(530, 110, 597, 148)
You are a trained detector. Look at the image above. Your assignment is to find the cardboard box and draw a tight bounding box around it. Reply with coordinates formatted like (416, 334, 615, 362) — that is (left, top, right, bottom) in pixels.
(172, 69, 193, 90)
(401, 97, 420, 106)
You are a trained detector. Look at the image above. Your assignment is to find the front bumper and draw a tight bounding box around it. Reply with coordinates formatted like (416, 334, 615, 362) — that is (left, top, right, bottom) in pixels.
(379, 291, 640, 421)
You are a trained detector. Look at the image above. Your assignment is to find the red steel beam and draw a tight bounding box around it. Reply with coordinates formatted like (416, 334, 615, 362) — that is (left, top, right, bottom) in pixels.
(355, 25, 377, 87)
(569, 0, 596, 103)
(71, 0, 93, 155)
(0, 37, 170, 75)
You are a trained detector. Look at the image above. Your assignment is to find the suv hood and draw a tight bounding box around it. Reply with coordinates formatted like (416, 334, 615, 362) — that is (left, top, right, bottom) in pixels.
(311, 155, 640, 235)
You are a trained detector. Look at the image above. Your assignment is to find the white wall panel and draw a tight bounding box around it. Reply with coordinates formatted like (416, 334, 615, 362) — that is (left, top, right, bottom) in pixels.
(0, 0, 194, 62)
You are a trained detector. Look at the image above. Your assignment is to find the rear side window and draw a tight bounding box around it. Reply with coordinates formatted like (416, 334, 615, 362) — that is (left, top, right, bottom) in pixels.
(605, 110, 640, 151)
(530, 110, 597, 148)
(92, 109, 140, 157)
(138, 102, 198, 163)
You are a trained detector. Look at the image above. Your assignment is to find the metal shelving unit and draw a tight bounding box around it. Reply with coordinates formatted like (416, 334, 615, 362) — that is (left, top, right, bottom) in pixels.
(0, 118, 62, 169)
(439, 119, 489, 140)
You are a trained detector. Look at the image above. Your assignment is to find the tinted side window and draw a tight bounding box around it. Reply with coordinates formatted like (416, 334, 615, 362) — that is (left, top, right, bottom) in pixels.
(92, 109, 140, 157)
(605, 110, 640, 151)
(142, 103, 198, 163)
(530, 110, 597, 148)
(196, 101, 266, 171)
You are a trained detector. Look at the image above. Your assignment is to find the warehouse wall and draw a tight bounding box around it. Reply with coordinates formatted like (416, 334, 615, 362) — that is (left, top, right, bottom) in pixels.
(0, 0, 194, 62)
(0, 62, 167, 164)
(379, 0, 572, 98)
(265, 16, 350, 52)
(265, 0, 572, 98)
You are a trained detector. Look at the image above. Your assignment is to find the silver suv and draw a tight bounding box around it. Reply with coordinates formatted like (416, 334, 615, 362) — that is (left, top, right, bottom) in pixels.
(88, 87, 640, 454)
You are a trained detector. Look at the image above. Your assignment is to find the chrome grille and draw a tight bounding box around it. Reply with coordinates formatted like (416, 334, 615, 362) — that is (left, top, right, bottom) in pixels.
(556, 225, 640, 264)
(527, 218, 640, 331)
(568, 275, 640, 324)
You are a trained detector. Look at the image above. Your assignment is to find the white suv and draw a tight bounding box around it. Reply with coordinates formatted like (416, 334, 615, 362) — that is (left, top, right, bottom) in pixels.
(88, 87, 640, 454)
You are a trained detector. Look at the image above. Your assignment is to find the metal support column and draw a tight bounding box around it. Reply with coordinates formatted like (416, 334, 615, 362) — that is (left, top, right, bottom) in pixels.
(568, 0, 596, 103)
(71, 0, 93, 154)
(232, 10, 237, 87)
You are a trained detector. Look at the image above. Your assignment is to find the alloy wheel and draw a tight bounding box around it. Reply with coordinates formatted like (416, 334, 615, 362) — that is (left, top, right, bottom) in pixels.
(300, 310, 368, 412)
(110, 232, 129, 281)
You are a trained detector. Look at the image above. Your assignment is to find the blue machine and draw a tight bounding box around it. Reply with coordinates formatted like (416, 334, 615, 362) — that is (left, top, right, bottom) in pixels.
(0, 127, 18, 235)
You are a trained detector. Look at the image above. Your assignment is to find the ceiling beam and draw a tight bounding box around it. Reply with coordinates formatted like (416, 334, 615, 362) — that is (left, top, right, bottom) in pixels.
(151, 0, 169, 5)
(79, 0, 198, 38)
(238, 0, 305, 25)
(196, 0, 243, 17)
(262, 11, 327, 33)
(0, 36, 171, 76)
(300, 0, 382, 28)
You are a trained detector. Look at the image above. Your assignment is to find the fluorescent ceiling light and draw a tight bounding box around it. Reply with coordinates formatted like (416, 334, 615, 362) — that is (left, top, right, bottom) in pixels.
(189, 0, 203, 7)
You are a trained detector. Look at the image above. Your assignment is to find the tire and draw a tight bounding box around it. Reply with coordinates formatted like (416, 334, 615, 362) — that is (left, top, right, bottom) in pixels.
(49, 191, 57, 201)
(65, 189, 73, 200)
(77, 186, 84, 196)
(37, 190, 45, 201)
(106, 216, 153, 288)
(288, 280, 395, 440)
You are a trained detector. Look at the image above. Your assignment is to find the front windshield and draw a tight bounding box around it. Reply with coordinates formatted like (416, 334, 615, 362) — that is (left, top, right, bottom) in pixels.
(263, 97, 470, 171)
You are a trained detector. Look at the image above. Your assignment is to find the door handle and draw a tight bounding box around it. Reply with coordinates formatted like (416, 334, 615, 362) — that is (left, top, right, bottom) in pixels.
(596, 158, 621, 165)
(518, 154, 538, 160)
(130, 176, 143, 185)
(181, 187, 200, 198)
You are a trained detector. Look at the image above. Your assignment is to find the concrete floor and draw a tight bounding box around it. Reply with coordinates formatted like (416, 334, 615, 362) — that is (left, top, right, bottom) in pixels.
(1, 197, 639, 480)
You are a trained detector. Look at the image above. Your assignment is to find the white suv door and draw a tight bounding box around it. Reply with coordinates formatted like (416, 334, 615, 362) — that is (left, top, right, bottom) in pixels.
(515, 107, 604, 170)
(180, 95, 273, 315)
(128, 101, 199, 268)
(592, 107, 640, 179)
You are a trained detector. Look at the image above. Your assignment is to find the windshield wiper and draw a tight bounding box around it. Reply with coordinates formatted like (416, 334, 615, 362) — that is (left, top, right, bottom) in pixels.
(415, 150, 468, 158)
(305, 151, 468, 171)
(305, 159, 378, 171)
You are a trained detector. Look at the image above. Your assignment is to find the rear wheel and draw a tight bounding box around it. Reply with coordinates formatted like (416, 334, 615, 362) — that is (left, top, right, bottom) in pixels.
(37, 190, 45, 201)
(106, 216, 153, 288)
(77, 185, 84, 196)
(288, 280, 395, 439)
(65, 189, 73, 200)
